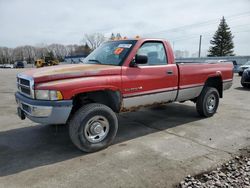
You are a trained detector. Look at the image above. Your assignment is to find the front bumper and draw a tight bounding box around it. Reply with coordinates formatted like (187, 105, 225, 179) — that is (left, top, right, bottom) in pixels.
(15, 92, 73, 124)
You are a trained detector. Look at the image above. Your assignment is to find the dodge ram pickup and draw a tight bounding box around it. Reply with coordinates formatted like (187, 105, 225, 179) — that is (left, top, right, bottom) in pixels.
(15, 38, 233, 152)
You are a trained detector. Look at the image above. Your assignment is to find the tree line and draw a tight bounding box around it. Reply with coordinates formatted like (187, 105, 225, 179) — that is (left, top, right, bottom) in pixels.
(0, 43, 93, 64)
(0, 33, 123, 64)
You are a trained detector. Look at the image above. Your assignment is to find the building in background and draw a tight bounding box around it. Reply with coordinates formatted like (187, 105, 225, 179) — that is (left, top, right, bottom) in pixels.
(174, 50, 189, 58)
(176, 56, 250, 65)
(63, 55, 88, 64)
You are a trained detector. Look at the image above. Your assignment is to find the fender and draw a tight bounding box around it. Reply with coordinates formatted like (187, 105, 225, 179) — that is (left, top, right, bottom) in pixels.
(70, 86, 122, 99)
(206, 71, 222, 80)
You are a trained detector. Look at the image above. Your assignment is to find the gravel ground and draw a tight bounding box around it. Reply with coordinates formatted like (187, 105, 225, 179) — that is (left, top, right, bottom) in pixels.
(179, 148, 250, 188)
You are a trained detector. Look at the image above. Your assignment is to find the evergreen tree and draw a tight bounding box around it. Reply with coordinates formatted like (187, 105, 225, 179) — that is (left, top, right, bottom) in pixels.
(208, 17, 234, 56)
(110, 33, 115, 40)
(83, 43, 91, 54)
(116, 33, 122, 39)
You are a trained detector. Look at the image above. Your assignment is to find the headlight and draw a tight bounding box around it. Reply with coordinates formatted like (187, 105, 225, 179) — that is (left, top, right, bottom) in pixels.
(35, 90, 63, 100)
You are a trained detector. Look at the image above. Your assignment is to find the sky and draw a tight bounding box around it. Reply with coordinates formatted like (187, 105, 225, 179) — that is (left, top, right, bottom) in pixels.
(0, 0, 250, 56)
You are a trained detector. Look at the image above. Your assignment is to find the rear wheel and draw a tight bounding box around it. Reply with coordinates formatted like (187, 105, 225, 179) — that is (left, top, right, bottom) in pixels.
(69, 103, 118, 152)
(196, 87, 219, 117)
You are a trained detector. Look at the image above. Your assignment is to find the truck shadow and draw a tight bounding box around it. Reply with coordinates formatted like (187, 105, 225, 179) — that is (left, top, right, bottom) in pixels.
(0, 102, 202, 177)
(234, 86, 250, 91)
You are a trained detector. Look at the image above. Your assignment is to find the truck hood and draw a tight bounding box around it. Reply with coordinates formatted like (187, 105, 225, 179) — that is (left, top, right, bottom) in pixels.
(22, 64, 121, 83)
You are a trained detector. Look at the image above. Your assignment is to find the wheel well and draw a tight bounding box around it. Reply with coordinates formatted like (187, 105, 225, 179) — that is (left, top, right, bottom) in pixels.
(205, 76, 223, 98)
(71, 90, 122, 115)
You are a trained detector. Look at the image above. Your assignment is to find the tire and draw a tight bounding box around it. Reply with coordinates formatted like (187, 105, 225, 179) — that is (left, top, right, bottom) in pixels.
(241, 77, 248, 88)
(241, 83, 250, 88)
(69, 103, 118, 152)
(239, 72, 243, 76)
(241, 82, 247, 88)
(196, 87, 219, 117)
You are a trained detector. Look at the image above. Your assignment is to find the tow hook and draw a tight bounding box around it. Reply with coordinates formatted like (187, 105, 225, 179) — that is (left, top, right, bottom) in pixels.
(17, 107, 26, 120)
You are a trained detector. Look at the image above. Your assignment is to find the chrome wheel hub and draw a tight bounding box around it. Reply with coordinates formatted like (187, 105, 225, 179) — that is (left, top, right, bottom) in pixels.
(206, 94, 216, 112)
(84, 115, 110, 143)
(90, 123, 103, 135)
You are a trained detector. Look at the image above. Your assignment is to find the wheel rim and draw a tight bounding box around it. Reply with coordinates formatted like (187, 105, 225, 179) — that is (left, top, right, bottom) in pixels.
(206, 94, 216, 113)
(84, 115, 110, 143)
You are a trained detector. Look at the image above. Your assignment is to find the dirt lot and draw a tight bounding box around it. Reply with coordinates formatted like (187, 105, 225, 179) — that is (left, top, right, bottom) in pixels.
(0, 69, 249, 188)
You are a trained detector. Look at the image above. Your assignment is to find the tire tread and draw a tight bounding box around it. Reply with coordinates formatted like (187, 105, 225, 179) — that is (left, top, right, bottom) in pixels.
(68, 103, 118, 152)
(196, 87, 219, 117)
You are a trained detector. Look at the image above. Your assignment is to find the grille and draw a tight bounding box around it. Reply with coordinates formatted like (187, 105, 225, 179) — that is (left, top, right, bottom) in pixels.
(20, 78, 30, 86)
(20, 87, 31, 95)
(21, 103, 31, 113)
(17, 75, 34, 98)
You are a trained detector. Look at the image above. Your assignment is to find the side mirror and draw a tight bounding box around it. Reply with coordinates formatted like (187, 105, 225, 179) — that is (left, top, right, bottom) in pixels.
(130, 55, 148, 67)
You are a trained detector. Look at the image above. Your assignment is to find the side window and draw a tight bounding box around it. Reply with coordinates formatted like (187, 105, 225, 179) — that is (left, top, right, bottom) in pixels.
(137, 42, 167, 65)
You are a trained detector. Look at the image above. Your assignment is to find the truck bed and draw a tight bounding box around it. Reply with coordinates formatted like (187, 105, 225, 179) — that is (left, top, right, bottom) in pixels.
(175, 61, 233, 101)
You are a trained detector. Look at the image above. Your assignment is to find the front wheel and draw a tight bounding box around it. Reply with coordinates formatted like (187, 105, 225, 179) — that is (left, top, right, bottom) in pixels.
(196, 87, 219, 117)
(69, 103, 118, 152)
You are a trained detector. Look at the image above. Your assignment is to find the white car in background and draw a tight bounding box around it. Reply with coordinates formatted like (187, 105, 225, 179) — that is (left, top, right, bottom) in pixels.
(238, 61, 250, 76)
(0, 64, 14, 68)
(4, 64, 14, 68)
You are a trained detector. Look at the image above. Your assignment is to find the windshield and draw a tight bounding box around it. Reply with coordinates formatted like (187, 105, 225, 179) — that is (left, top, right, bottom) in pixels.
(83, 40, 136, 66)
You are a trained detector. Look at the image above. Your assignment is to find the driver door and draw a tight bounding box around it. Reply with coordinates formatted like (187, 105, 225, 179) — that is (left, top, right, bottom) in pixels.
(121, 41, 178, 110)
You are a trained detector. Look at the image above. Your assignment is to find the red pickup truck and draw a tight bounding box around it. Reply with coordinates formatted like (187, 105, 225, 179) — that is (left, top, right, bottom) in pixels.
(15, 38, 233, 152)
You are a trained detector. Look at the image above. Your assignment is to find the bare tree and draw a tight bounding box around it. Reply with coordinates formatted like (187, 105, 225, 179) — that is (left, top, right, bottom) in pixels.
(83, 33, 106, 50)
(22, 45, 36, 63)
(13, 47, 25, 61)
(66, 44, 78, 56)
(0, 42, 94, 64)
(47, 44, 68, 60)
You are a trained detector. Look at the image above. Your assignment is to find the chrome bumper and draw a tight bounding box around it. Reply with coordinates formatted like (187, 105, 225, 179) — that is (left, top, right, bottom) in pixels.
(15, 92, 73, 124)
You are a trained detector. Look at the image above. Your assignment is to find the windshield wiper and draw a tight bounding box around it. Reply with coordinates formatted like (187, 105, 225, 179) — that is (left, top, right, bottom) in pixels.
(88, 59, 102, 64)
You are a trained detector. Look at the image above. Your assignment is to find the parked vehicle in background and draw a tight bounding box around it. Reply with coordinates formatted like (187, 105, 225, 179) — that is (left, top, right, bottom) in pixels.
(241, 68, 250, 88)
(35, 57, 59, 68)
(231, 60, 239, 73)
(4, 64, 14, 68)
(0, 64, 13, 68)
(238, 61, 250, 76)
(15, 38, 234, 152)
(14, 61, 25, 68)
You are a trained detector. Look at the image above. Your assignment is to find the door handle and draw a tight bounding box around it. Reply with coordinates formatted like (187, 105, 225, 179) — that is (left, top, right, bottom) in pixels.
(166, 70, 173, 75)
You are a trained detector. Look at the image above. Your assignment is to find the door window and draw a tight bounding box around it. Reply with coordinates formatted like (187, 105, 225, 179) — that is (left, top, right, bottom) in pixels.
(137, 42, 167, 65)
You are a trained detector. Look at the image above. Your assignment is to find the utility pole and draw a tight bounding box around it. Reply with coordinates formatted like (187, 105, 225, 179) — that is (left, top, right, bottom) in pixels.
(198, 35, 202, 58)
